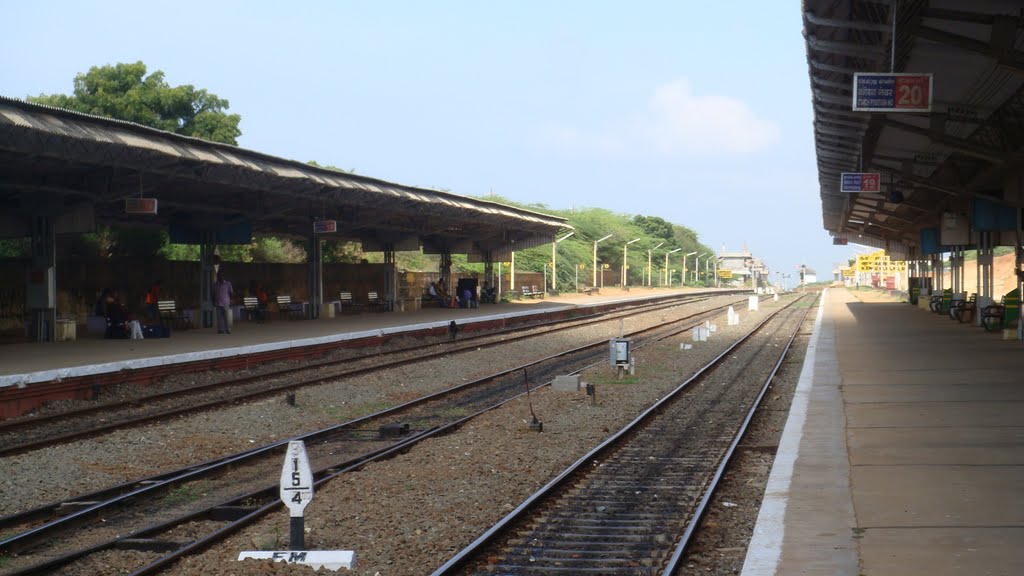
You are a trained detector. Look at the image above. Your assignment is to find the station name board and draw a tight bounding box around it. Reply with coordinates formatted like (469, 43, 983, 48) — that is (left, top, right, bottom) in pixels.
(840, 173, 881, 193)
(125, 198, 158, 215)
(856, 250, 907, 274)
(853, 73, 933, 112)
(313, 220, 337, 234)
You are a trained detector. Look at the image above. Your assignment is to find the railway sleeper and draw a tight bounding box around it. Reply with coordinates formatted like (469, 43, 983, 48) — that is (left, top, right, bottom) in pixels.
(494, 554, 663, 567)
(536, 498, 688, 510)
(530, 517, 663, 528)
(524, 518, 667, 532)
(508, 532, 670, 544)
(562, 486, 700, 495)
(505, 541, 671, 553)
(206, 505, 260, 522)
(533, 510, 680, 520)
(489, 561, 663, 569)
(56, 500, 100, 512)
(114, 538, 188, 553)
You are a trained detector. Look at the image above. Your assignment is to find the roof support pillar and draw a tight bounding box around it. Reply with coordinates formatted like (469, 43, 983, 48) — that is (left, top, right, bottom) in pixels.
(383, 244, 396, 312)
(27, 213, 56, 342)
(439, 249, 452, 299)
(307, 232, 322, 319)
(483, 253, 494, 299)
(200, 236, 216, 329)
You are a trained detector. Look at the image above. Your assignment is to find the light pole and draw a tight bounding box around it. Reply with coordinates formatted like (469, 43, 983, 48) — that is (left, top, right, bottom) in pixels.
(713, 256, 719, 287)
(551, 231, 574, 291)
(647, 242, 665, 286)
(695, 252, 707, 284)
(593, 234, 612, 288)
(623, 238, 641, 287)
(664, 248, 682, 286)
(682, 251, 697, 286)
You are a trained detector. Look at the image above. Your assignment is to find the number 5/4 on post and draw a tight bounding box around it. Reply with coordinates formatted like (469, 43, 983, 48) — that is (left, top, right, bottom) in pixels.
(280, 441, 314, 516)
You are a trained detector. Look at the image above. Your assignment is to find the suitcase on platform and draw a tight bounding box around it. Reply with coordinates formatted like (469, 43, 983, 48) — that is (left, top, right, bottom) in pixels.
(142, 324, 171, 338)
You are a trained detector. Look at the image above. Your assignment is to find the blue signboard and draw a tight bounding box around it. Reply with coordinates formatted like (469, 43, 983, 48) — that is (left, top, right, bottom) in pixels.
(840, 173, 881, 193)
(853, 73, 932, 112)
(313, 220, 337, 234)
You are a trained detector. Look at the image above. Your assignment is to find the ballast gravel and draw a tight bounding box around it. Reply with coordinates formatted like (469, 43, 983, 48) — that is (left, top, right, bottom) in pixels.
(1, 292, 815, 576)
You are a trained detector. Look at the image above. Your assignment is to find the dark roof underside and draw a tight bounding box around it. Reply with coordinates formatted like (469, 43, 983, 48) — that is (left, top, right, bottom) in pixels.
(0, 96, 569, 259)
(803, 0, 1024, 255)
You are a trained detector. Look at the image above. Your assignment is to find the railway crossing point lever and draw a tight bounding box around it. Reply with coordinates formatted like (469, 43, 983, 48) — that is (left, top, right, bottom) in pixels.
(523, 369, 543, 432)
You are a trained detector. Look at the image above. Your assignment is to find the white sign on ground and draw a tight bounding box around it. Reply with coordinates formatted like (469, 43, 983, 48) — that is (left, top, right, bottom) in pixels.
(238, 550, 355, 571)
(280, 440, 314, 516)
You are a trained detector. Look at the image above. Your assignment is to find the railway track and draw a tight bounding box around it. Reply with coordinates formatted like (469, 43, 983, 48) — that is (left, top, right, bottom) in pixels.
(0, 293, 759, 575)
(0, 292, 745, 457)
(432, 293, 815, 575)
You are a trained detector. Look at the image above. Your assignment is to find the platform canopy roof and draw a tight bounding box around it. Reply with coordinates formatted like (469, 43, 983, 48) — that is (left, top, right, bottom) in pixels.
(0, 96, 569, 258)
(803, 0, 1024, 254)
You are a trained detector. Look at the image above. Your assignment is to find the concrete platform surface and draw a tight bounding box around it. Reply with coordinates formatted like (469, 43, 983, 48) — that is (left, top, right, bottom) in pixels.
(743, 287, 1024, 576)
(0, 288, 694, 386)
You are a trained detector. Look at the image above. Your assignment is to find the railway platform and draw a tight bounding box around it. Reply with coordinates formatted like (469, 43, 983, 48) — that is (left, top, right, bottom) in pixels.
(742, 287, 1024, 576)
(0, 287, 704, 418)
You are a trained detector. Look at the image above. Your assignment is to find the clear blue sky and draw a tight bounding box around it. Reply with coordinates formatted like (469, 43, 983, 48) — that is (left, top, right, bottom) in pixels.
(1, 1, 858, 280)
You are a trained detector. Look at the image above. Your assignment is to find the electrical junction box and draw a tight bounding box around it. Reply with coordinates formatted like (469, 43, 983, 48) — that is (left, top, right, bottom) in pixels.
(609, 337, 631, 367)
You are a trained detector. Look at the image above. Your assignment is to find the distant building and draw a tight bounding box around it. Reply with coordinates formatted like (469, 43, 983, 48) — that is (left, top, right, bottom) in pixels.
(719, 250, 769, 287)
(719, 250, 753, 278)
(801, 267, 817, 284)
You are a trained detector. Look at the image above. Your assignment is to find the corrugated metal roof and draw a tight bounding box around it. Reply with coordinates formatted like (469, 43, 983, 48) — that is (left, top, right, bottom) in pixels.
(0, 95, 570, 248)
(802, 1, 1024, 254)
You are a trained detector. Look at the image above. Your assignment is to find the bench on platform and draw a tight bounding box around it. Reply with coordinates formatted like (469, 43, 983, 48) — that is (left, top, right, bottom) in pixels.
(366, 291, 385, 312)
(243, 296, 268, 323)
(338, 291, 356, 314)
(521, 285, 544, 299)
(579, 286, 600, 296)
(158, 300, 191, 330)
(981, 297, 1005, 332)
(276, 295, 304, 320)
(952, 293, 976, 324)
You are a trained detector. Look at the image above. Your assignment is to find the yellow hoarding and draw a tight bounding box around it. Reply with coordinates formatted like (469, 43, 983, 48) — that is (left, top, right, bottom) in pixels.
(718, 269, 733, 279)
(855, 251, 907, 274)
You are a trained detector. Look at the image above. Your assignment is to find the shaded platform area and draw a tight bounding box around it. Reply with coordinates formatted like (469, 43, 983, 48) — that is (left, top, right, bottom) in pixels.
(0, 288, 696, 419)
(743, 287, 1024, 575)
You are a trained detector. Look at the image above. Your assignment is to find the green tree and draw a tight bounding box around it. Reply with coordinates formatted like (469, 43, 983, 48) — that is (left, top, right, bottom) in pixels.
(28, 61, 241, 145)
(633, 215, 675, 241)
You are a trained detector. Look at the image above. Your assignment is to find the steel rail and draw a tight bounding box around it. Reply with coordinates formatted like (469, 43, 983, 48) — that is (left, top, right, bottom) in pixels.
(0, 293, 726, 457)
(431, 294, 812, 575)
(130, 295, 773, 576)
(660, 295, 816, 574)
(0, 293, 751, 570)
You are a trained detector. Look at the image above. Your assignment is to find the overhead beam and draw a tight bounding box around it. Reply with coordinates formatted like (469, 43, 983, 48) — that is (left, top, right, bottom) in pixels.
(880, 117, 1005, 163)
(804, 10, 892, 33)
(915, 24, 1024, 74)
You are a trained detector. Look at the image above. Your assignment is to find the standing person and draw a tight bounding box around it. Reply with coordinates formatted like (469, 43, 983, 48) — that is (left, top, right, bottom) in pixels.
(144, 279, 162, 319)
(212, 271, 234, 334)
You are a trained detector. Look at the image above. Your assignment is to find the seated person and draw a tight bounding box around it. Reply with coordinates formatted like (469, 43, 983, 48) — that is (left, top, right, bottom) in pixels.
(248, 280, 270, 321)
(428, 281, 451, 307)
(103, 289, 133, 339)
(480, 282, 496, 304)
(95, 288, 113, 317)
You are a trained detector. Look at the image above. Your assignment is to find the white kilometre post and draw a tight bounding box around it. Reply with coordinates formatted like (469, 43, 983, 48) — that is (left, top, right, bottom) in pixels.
(281, 440, 314, 550)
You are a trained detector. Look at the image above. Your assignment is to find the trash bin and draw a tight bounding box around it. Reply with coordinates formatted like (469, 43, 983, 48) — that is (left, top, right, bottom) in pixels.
(1003, 288, 1020, 329)
(941, 288, 953, 315)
